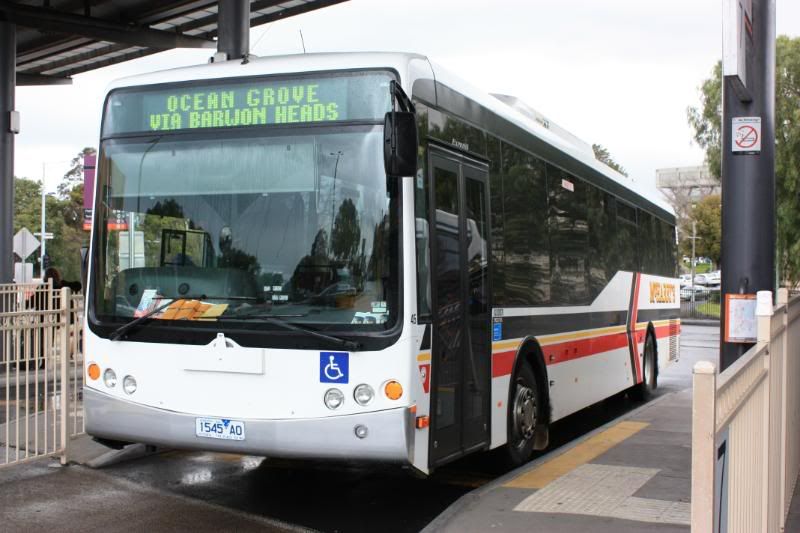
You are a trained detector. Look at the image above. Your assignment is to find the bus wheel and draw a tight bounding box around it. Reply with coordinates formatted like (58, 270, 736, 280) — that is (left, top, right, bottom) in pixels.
(631, 332, 657, 401)
(505, 362, 538, 467)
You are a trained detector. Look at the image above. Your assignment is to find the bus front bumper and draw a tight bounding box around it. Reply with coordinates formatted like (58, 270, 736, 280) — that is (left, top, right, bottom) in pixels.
(84, 388, 414, 462)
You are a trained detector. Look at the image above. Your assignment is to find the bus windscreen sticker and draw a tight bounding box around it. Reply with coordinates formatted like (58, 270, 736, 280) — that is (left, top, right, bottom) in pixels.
(320, 352, 349, 384)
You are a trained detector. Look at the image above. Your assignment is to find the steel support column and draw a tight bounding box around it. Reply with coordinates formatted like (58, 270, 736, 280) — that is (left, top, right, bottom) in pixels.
(720, 0, 776, 370)
(0, 22, 15, 284)
(217, 0, 250, 60)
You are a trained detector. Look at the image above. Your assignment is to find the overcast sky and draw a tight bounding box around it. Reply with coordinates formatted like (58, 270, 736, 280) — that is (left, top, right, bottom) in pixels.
(14, 0, 800, 192)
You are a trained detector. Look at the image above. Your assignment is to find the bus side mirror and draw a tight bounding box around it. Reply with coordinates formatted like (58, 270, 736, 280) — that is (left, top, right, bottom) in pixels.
(383, 111, 418, 178)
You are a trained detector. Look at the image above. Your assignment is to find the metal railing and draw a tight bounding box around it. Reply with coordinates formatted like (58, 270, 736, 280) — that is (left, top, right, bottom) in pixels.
(681, 288, 722, 320)
(0, 282, 84, 468)
(691, 288, 800, 532)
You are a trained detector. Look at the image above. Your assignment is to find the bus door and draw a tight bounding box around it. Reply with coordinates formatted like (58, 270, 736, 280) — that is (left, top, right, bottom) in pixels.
(428, 149, 491, 466)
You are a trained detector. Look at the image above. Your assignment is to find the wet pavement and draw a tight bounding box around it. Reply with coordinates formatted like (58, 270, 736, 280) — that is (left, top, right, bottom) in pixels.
(0, 325, 718, 533)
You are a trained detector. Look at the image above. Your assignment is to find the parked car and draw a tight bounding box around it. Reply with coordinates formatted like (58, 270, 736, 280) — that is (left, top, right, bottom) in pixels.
(705, 270, 721, 285)
(681, 285, 710, 301)
(693, 274, 708, 285)
(679, 274, 693, 287)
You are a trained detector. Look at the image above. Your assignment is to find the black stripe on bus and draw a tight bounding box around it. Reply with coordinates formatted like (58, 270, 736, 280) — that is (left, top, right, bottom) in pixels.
(637, 308, 680, 323)
(498, 310, 627, 340)
(420, 324, 431, 351)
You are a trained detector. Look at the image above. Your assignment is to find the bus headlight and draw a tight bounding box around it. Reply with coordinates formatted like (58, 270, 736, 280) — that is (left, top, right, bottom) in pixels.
(354, 384, 374, 406)
(103, 368, 117, 388)
(324, 388, 344, 410)
(123, 375, 137, 395)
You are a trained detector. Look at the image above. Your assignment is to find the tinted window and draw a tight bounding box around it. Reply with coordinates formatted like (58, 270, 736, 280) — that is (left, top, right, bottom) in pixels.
(548, 166, 589, 305)
(659, 219, 676, 277)
(587, 186, 611, 299)
(638, 210, 659, 275)
(488, 136, 505, 304)
(616, 201, 638, 272)
(501, 143, 550, 305)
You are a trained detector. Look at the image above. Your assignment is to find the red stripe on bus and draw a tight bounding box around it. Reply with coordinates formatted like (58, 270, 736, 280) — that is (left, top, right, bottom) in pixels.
(491, 330, 631, 378)
(492, 350, 516, 377)
(630, 274, 642, 383)
(653, 323, 680, 339)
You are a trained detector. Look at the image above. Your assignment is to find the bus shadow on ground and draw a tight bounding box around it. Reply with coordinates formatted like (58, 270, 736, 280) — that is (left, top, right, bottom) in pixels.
(102, 390, 647, 533)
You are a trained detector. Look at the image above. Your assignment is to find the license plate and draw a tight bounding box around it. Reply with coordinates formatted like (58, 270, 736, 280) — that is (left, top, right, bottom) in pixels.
(195, 417, 245, 441)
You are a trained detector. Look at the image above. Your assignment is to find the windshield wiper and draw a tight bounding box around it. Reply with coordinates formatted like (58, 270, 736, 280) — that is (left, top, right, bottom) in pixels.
(217, 314, 360, 350)
(109, 295, 223, 341)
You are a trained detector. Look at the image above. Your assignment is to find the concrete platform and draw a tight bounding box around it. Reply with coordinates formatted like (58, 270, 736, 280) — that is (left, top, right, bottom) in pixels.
(425, 325, 719, 533)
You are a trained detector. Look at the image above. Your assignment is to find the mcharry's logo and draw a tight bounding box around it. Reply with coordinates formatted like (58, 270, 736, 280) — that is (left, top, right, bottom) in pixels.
(649, 282, 676, 304)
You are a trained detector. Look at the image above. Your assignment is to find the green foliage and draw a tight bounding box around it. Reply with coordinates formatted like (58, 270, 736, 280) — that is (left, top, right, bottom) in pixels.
(687, 62, 722, 179)
(591, 144, 628, 176)
(13, 147, 93, 284)
(775, 36, 800, 286)
(678, 195, 721, 267)
(687, 37, 800, 283)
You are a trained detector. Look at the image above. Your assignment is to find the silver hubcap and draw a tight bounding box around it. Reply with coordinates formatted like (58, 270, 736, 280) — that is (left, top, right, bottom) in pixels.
(513, 384, 536, 447)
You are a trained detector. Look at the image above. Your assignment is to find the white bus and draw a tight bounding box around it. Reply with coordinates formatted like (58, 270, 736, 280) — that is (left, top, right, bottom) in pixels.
(84, 52, 680, 474)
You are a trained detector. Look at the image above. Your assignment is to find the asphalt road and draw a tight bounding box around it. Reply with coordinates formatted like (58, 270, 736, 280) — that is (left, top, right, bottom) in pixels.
(0, 326, 719, 533)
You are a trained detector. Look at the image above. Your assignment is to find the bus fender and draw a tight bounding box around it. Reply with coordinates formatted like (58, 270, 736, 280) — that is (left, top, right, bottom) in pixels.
(513, 336, 551, 451)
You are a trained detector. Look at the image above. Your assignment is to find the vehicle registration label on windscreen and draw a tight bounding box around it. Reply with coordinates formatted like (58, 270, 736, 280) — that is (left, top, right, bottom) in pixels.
(195, 417, 245, 441)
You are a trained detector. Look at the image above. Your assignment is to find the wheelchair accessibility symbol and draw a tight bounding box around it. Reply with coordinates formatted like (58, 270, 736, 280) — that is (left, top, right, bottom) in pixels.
(320, 352, 349, 383)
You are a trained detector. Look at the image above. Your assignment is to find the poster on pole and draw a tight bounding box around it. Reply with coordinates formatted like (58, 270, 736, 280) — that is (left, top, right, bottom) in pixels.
(724, 293, 757, 343)
(83, 153, 96, 231)
(732, 117, 761, 154)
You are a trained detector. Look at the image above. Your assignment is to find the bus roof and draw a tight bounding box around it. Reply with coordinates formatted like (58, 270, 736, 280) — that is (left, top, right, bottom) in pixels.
(105, 51, 674, 219)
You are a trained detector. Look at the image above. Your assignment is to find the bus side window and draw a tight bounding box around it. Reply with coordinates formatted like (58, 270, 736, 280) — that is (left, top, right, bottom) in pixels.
(415, 166, 432, 322)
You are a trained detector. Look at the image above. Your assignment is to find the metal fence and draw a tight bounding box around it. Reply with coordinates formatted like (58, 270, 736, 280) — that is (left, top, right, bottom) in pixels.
(691, 288, 800, 532)
(680, 288, 722, 320)
(0, 282, 83, 468)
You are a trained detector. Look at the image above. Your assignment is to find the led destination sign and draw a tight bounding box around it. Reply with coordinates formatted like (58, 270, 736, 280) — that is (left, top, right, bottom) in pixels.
(103, 71, 392, 136)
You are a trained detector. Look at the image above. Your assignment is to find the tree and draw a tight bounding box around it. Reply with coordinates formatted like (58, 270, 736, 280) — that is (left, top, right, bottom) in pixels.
(687, 36, 800, 283)
(592, 144, 628, 176)
(58, 146, 95, 198)
(687, 62, 722, 179)
(680, 195, 722, 267)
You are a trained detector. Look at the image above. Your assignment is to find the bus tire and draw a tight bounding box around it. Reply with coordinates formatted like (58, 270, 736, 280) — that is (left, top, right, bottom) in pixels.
(631, 330, 657, 401)
(504, 360, 539, 467)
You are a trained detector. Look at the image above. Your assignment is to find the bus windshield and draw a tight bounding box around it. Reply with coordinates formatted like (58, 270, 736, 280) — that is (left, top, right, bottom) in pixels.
(91, 124, 397, 334)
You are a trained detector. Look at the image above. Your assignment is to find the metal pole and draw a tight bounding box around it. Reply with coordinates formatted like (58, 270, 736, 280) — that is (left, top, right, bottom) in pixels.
(720, 0, 776, 371)
(40, 163, 46, 273)
(0, 22, 14, 284)
(217, 0, 250, 60)
(691, 220, 697, 305)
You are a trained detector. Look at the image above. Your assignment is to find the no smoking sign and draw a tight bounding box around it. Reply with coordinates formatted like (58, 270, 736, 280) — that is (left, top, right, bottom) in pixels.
(732, 116, 761, 154)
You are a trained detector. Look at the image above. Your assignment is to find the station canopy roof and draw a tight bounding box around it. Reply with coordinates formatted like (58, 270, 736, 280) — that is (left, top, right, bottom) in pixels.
(3, 0, 346, 86)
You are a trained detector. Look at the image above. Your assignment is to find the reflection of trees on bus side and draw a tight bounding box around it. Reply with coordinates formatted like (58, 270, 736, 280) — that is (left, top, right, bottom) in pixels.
(501, 145, 551, 305)
(548, 166, 590, 306)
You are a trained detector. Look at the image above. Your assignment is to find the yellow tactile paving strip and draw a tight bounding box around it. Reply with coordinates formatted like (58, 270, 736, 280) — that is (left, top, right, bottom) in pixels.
(504, 420, 650, 489)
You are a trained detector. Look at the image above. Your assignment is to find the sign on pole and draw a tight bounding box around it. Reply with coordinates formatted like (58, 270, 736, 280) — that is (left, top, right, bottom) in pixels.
(83, 153, 96, 231)
(12, 227, 40, 260)
(732, 117, 762, 154)
(723, 0, 754, 101)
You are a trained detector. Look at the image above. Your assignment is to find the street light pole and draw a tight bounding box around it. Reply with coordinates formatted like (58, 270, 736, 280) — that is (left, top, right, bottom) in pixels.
(40, 162, 46, 272)
(691, 220, 697, 305)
